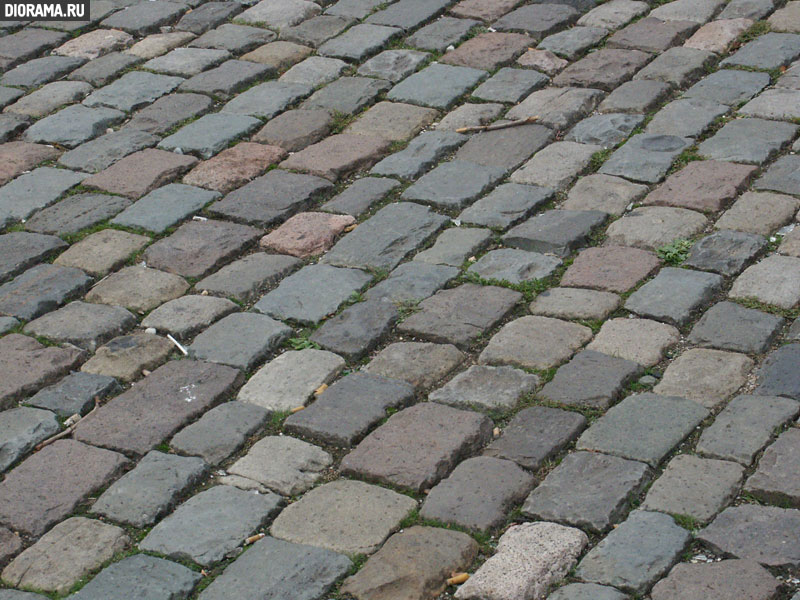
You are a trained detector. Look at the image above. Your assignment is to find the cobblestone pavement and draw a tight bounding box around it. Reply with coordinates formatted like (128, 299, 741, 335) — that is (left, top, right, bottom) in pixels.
(2, 0, 800, 598)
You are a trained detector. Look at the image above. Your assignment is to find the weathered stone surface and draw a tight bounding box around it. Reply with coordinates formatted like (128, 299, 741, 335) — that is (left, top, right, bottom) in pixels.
(126, 31, 197, 59)
(54, 229, 150, 278)
(71, 554, 202, 600)
(745, 427, 800, 507)
(0, 29, 69, 68)
(407, 16, 480, 51)
(348, 101, 439, 142)
(309, 298, 398, 361)
(341, 402, 491, 492)
(698, 394, 800, 465)
(302, 76, 391, 115)
(722, 32, 800, 70)
(730, 255, 800, 309)
(0, 232, 66, 284)
(100, 0, 186, 35)
(25, 371, 118, 418)
(566, 113, 644, 149)
(599, 79, 672, 114)
(717, 191, 799, 235)
(429, 365, 538, 412)
(530, 287, 621, 320)
(140, 485, 282, 567)
(643, 454, 744, 522)
(318, 23, 400, 61)
(587, 318, 680, 367)
(84, 71, 182, 113)
(183, 142, 284, 194)
(341, 526, 478, 600)
(503, 209, 606, 257)
(324, 202, 447, 270)
(387, 63, 487, 109)
(650, 559, 780, 600)
(402, 160, 505, 209)
(176, 1, 243, 34)
(142, 296, 235, 340)
(563, 173, 647, 215)
(158, 113, 260, 159)
(685, 230, 766, 276)
(684, 68, 770, 106)
(459, 183, 553, 230)
(0, 407, 59, 473)
(422, 456, 534, 531)
(171, 401, 268, 465)
(549, 583, 629, 600)
(577, 393, 708, 466)
(625, 267, 723, 326)
(0, 440, 127, 536)
(374, 130, 465, 180)
(280, 14, 353, 48)
(25, 193, 131, 237)
(455, 522, 588, 600)
(398, 284, 520, 349)
(84, 148, 197, 199)
(189, 23, 276, 53)
(69, 53, 141, 88)
(450, 0, 518, 21)
(189, 312, 290, 371)
(241, 40, 311, 69)
(320, 176, 398, 217)
(484, 405, 586, 470)
(92, 450, 207, 527)
(756, 344, 800, 401)
(179, 59, 273, 99)
(2, 56, 85, 89)
(511, 142, 601, 191)
(210, 169, 332, 227)
(493, 4, 580, 40)
(539, 350, 643, 410)
(523, 451, 649, 533)
(0, 142, 60, 187)
(633, 46, 715, 89)
(4, 80, 91, 118)
(756, 155, 800, 196)
(280, 55, 347, 86)
(697, 118, 796, 164)
(85, 266, 189, 313)
(73, 360, 241, 456)
(441, 32, 531, 71)
(436, 101, 504, 131)
(285, 371, 412, 446)
(124, 92, 213, 135)
(608, 17, 697, 53)
(255, 263, 371, 325)
(579, 0, 648, 29)
(253, 110, 332, 152)
(197, 535, 351, 600)
(575, 510, 690, 594)
(82, 332, 171, 382)
(261, 212, 354, 258)
(271, 480, 416, 554)
(0, 264, 91, 321)
(472, 67, 548, 103)
(144, 219, 260, 279)
(238, 349, 344, 411)
(479, 316, 593, 370)
(0, 167, 86, 227)
(227, 435, 332, 496)
(24, 301, 136, 351)
(689, 301, 783, 354)
(600, 134, 692, 184)
(506, 86, 604, 130)
(357, 48, 429, 81)
(365, 262, 458, 304)
(553, 48, 651, 91)
(605, 206, 708, 250)
(195, 253, 300, 302)
(698, 505, 800, 567)
(1, 517, 128, 594)
(365, 0, 449, 30)
(686, 18, 756, 54)
(280, 133, 391, 182)
(644, 160, 756, 212)
(539, 26, 608, 60)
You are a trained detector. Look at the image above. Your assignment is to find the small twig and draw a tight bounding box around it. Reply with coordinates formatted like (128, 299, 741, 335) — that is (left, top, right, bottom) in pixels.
(35, 397, 100, 451)
(456, 116, 539, 134)
(167, 333, 189, 356)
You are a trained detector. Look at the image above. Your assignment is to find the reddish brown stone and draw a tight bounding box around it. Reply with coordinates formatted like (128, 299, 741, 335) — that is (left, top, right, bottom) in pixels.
(644, 160, 756, 211)
(450, 0, 519, 21)
(516, 48, 568, 74)
(440, 32, 532, 70)
(73, 359, 242, 456)
(684, 18, 753, 54)
(279, 134, 391, 181)
(643, 161, 757, 212)
(0, 334, 84, 409)
(553, 48, 652, 91)
(260, 212, 355, 258)
(0, 142, 61, 186)
(341, 402, 493, 492)
(562, 246, 661, 293)
(183, 142, 287, 193)
(83, 149, 198, 198)
(143, 219, 262, 279)
(0, 440, 129, 536)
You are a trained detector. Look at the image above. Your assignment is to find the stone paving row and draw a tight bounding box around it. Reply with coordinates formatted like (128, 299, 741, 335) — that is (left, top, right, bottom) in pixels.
(1, 0, 800, 598)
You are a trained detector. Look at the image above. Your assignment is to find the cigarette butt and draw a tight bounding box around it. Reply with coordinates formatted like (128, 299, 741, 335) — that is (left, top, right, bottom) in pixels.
(314, 383, 328, 396)
(290, 405, 305, 414)
(344, 224, 357, 232)
(245, 533, 265, 545)
(447, 573, 469, 585)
